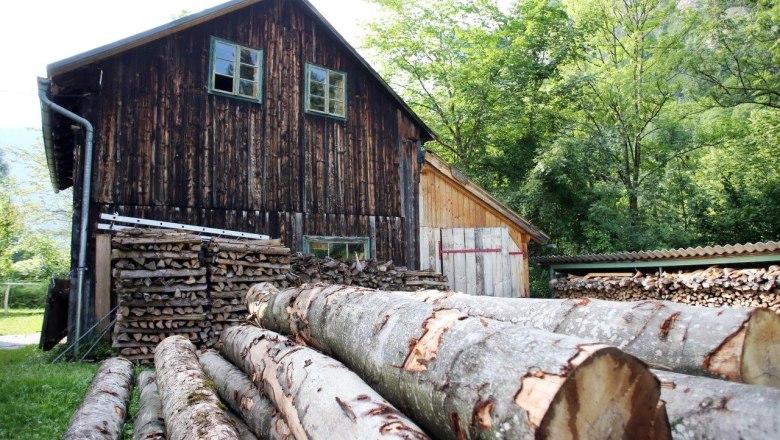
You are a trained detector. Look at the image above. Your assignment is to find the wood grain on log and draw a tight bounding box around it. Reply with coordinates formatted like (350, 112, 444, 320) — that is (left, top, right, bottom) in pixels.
(198, 349, 292, 439)
(154, 336, 237, 439)
(132, 370, 165, 440)
(62, 357, 134, 440)
(398, 291, 780, 387)
(220, 325, 430, 440)
(245, 284, 665, 439)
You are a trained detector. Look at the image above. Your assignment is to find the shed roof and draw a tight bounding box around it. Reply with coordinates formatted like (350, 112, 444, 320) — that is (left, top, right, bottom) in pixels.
(534, 241, 780, 270)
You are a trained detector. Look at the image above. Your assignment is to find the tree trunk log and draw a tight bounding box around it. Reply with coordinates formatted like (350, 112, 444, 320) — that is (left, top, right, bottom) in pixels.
(132, 370, 166, 440)
(62, 357, 134, 440)
(220, 325, 430, 440)
(245, 284, 664, 440)
(198, 349, 292, 439)
(226, 410, 259, 440)
(398, 290, 780, 387)
(154, 335, 237, 440)
(653, 370, 780, 439)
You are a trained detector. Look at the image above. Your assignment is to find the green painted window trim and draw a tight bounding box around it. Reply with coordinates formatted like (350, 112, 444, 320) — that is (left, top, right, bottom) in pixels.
(304, 63, 348, 121)
(208, 36, 263, 103)
(303, 235, 370, 259)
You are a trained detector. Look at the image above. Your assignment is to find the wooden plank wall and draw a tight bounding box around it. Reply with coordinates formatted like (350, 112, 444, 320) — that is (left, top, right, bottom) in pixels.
(427, 227, 526, 298)
(419, 163, 531, 294)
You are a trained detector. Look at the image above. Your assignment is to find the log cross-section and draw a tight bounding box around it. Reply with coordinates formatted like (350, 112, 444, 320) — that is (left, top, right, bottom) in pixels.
(245, 283, 666, 439)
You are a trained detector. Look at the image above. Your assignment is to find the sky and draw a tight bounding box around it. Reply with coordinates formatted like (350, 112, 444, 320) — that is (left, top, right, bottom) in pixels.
(0, 0, 381, 129)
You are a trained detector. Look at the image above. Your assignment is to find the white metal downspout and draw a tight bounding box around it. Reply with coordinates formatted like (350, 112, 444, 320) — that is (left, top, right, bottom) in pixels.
(37, 77, 94, 358)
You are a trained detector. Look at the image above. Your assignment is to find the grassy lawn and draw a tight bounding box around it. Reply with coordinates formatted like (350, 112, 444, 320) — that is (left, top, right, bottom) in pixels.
(0, 346, 99, 439)
(0, 308, 44, 335)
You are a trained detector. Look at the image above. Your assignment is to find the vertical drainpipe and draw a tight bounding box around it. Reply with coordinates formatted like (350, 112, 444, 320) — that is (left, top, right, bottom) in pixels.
(38, 77, 94, 358)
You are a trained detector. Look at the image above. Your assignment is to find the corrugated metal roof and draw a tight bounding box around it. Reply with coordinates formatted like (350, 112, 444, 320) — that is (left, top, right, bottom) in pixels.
(534, 241, 780, 264)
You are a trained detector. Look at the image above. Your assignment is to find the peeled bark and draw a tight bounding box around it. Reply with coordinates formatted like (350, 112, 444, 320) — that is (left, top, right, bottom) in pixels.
(245, 283, 665, 439)
(397, 290, 780, 387)
(62, 357, 134, 440)
(653, 370, 780, 439)
(198, 349, 292, 439)
(132, 371, 166, 440)
(220, 325, 429, 440)
(154, 336, 237, 440)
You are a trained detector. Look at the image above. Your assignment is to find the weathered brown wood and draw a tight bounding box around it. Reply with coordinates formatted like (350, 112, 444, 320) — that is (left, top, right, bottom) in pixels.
(653, 370, 780, 439)
(95, 234, 113, 332)
(246, 284, 665, 439)
(154, 336, 237, 439)
(132, 371, 166, 440)
(198, 349, 292, 440)
(62, 357, 134, 440)
(401, 291, 780, 387)
(220, 325, 429, 440)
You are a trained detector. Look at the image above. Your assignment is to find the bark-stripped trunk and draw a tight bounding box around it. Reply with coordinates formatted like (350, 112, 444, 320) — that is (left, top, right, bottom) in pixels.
(133, 371, 166, 440)
(154, 336, 237, 440)
(398, 290, 780, 387)
(198, 349, 292, 439)
(653, 370, 780, 439)
(220, 325, 429, 440)
(245, 283, 664, 439)
(62, 357, 134, 440)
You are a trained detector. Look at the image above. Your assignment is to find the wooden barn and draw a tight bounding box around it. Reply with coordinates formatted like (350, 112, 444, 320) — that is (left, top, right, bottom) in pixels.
(38, 0, 547, 340)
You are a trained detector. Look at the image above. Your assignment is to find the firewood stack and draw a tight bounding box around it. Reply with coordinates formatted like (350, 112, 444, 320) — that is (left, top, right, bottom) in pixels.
(112, 229, 209, 364)
(206, 238, 290, 343)
(288, 253, 448, 291)
(551, 265, 780, 313)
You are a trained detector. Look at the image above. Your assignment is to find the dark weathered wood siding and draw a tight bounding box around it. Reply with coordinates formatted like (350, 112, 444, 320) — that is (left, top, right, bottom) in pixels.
(52, 0, 425, 267)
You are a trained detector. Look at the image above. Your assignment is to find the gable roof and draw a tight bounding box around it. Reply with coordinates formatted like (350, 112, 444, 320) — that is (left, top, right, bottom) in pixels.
(46, 0, 435, 141)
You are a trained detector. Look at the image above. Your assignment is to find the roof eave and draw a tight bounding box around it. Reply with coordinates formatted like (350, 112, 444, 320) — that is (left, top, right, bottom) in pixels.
(37, 77, 63, 193)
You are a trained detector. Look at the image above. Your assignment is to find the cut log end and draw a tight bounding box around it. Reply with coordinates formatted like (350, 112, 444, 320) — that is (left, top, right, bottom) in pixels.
(741, 308, 780, 388)
(539, 347, 661, 440)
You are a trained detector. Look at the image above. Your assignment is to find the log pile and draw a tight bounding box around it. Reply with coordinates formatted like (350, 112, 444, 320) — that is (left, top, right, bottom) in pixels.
(206, 238, 290, 342)
(551, 265, 780, 313)
(112, 229, 209, 364)
(288, 253, 448, 291)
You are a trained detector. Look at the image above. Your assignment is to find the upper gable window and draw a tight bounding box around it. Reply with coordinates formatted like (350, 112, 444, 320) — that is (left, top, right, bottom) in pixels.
(305, 64, 347, 119)
(209, 37, 262, 102)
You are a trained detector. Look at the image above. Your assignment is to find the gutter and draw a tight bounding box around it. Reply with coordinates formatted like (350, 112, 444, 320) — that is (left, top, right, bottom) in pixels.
(37, 77, 94, 358)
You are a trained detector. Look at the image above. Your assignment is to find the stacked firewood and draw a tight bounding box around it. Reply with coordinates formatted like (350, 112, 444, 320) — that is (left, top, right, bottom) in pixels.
(551, 265, 780, 313)
(288, 253, 448, 291)
(112, 229, 209, 364)
(206, 237, 290, 343)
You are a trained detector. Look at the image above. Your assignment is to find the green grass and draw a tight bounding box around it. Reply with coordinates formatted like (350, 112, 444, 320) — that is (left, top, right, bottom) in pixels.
(3, 283, 48, 308)
(0, 346, 99, 439)
(0, 308, 44, 335)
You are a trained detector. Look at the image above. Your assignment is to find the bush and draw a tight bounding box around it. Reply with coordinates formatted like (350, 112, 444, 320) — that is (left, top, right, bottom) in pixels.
(4, 283, 48, 308)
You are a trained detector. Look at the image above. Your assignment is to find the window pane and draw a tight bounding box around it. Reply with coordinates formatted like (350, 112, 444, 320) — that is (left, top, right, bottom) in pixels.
(215, 41, 235, 60)
(309, 96, 325, 112)
(240, 65, 256, 80)
(238, 80, 256, 97)
(329, 72, 345, 89)
(214, 59, 234, 76)
(329, 86, 344, 100)
(240, 48, 258, 66)
(349, 242, 366, 260)
(310, 67, 326, 83)
(329, 100, 344, 116)
(309, 242, 329, 258)
(214, 74, 233, 92)
(331, 243, 348, 260)
(309, 82, 325, 97)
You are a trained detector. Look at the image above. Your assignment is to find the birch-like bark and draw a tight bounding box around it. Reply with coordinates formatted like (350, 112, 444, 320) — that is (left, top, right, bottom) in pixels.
(62, 357, 134, 440)
(396, 290, 780, 387)
(653, 370, 780, 439)
(227, 410, 259, 440)
(220, 325, 430, 440)
(154, 335, 237, 440)
(245, 284, 664, 439)
(198, 349, 292, 439)
(132, 370, 166, 440)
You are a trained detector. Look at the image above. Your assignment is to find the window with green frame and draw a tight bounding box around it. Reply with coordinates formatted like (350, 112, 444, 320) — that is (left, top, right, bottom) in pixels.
(303, 236, 369, 260)
(209, 37, 262, 102)
(305, 64, 347, 119)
